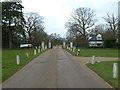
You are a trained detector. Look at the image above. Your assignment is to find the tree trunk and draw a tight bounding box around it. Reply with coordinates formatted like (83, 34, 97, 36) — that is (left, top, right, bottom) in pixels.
(9, 30, 12, 49)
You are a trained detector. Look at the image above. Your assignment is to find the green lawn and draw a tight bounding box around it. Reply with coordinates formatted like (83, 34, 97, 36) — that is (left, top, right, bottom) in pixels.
(0, 50, 2, 83)
(2, 49, 47, 82)
(67, 48, 119, 57)
(87, 61, 119, 88)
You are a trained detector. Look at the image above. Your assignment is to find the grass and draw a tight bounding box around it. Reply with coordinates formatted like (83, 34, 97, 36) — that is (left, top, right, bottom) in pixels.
(66, 48, 119, 57)
(86, 61, 119, 88)
(0, 50, 2, 83)
(2, 48, 47, 82)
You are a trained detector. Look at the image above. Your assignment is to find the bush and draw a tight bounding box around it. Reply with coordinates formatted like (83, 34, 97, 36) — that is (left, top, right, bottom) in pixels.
(104, 38, 117, 48)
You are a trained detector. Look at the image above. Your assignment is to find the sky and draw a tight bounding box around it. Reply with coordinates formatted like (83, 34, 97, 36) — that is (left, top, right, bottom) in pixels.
(21, 0, 119, 38)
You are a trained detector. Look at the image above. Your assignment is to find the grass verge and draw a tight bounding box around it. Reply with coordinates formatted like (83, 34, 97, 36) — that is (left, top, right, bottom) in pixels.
(66, 48, 119, 57)
(86, 61, 119, 88)
(2, 49, 47, 82)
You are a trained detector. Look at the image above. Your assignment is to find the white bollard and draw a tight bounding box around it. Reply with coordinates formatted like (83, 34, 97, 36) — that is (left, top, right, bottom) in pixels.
(92, 55, 95, 64)
(73, 48, 75, 52)
(34, 50, 36, 55)
(26, 52, 29, 57)
(77, 49, 80, 55)
(16, 55, 20, 65)
(113, 63, 118, 78)
(38, 49, 40, 53)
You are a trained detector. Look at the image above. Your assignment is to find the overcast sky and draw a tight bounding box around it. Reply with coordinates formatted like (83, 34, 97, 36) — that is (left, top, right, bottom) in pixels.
(22, 0, 119, 37)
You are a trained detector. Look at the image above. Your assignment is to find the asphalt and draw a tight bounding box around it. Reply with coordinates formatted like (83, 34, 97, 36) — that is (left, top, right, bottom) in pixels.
(3, 47, 111, 88)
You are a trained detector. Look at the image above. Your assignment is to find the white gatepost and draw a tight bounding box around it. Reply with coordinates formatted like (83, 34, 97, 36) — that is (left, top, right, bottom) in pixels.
(38, 49, 40, 53)
(63, 42, 66, 49)
(113, 63, 118, 78)
(92, 55, 95, 64)
(34, 50, 36, 55)
(48, 42, 52, 49)
(26, 52, 29, 57)
(41, 42, 45, 50)
(73, 48, 75, 52)
(16, 55, 20, 65)
(45, 45, 47, 50)
(70, 42, 73, 49)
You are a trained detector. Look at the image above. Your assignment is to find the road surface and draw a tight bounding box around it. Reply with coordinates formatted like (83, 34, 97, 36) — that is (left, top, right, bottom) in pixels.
(3, 47, 111, 88)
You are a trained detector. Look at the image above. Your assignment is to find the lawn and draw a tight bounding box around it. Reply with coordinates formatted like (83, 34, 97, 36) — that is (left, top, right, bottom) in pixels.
(67, 48, 119, 57)
(86, 61, 119, 88)
(0, 50, 2, 83)
(2, 49, 47, 82)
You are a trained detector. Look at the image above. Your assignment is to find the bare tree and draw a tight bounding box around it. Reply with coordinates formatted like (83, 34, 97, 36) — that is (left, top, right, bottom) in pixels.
(65, 8, 96, 46)
(25, 12, 44, 43)
(66, 8, 96, 39)
(103, 14, 118, 37)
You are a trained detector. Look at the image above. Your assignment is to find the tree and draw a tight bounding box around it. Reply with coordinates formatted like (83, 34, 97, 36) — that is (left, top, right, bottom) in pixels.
(65, 8, 96, 46)
(2, 1, 25, 49)
(24, 12, 44, 44)
(49, 33, 63, 45)
(103, 14, 118, 37)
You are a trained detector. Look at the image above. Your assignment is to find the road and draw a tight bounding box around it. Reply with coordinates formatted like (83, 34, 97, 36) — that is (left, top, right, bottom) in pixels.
(3, 47, 111, 88)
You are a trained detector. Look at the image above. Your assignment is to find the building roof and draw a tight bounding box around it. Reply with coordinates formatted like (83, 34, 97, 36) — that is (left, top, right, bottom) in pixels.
(88, 34, 103, 41)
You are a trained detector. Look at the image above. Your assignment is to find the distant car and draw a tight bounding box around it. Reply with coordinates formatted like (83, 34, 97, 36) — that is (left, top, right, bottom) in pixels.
(20, 44, 32, 48)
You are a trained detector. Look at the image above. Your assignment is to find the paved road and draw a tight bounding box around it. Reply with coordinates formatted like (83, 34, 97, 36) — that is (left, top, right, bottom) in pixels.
(3, 47, 110, 88)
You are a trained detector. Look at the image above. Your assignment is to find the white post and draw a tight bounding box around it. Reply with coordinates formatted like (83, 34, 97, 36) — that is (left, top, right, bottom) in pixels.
(35, 46, 37, 49)
(34, 50, 36, 55)
(92, 55, 95, 64)
(45, 45, 47, 50)
(16, 55, 20, 65)
(38, 49, 40, 53)
(113, 63, 118, 78)
(77, 49, 80, 55)
(63, 42, 66, 49)
(73, 48, 75, 52)
(48, 42, 51, 49)
(70, 42, 73, 49)
(41, 42, 45, 50)
(26, 52, 29, 57)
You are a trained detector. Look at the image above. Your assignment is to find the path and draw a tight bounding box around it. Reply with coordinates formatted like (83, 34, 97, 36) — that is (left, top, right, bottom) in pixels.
(3, 47, 112, 88)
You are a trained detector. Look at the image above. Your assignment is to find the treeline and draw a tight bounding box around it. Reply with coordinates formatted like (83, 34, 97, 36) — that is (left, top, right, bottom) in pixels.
(65, 7, 120, 48)
(2, 1, 63, 49)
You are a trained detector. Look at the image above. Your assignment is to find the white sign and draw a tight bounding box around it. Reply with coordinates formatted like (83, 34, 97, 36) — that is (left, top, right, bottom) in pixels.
(16, 55, 20, 65)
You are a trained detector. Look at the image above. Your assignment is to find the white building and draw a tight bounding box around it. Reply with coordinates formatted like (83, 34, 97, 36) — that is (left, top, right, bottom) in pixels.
(88, 34, 104, 47)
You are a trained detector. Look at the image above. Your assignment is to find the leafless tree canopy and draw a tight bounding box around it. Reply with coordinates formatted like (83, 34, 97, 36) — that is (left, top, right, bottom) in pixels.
(25, 12, 44, 43)
(103, 14, 118, 33)
(66, 8, 96, 39)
